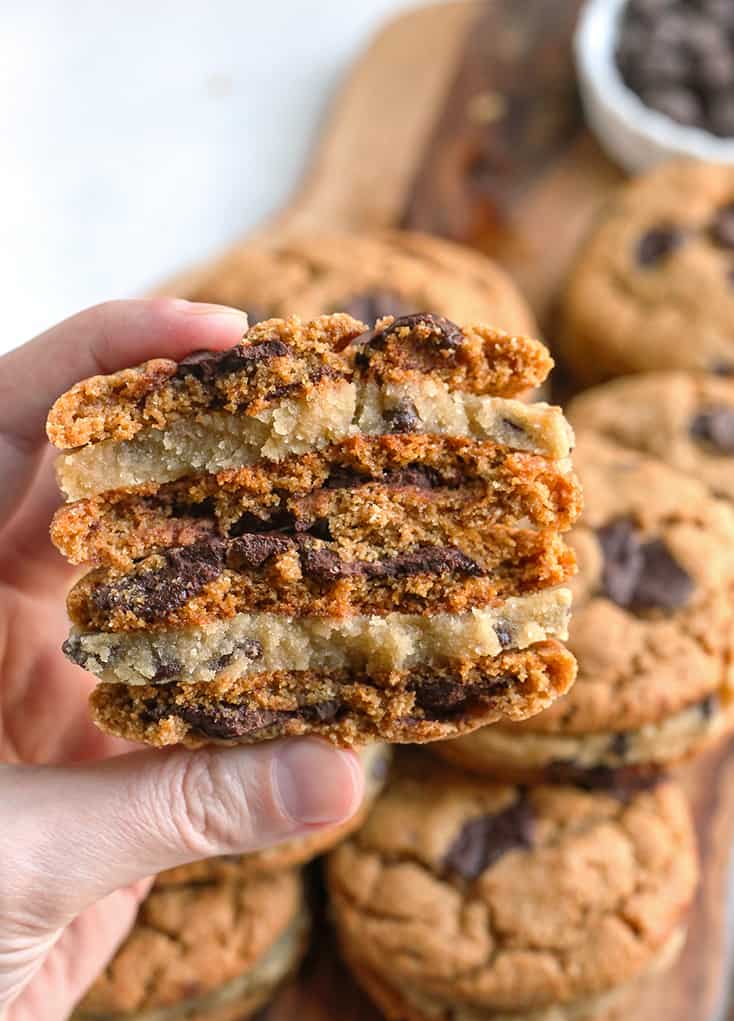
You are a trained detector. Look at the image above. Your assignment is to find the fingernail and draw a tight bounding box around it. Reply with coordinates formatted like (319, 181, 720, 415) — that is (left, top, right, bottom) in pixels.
(273, 739, 363, 825)
(171, 298, 249, 324)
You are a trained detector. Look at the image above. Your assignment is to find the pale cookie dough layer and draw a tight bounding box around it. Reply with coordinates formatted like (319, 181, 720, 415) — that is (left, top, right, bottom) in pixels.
(63, 589, 572, 686)
(56, 381, 573, 501)
(342, 925, 686, 1021)
(74, 908, 308, 1021)
(434, 690, 734, 779)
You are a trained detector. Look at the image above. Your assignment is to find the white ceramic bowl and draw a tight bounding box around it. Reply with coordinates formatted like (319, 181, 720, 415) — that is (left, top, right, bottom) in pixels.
(575, 0, 734, 171)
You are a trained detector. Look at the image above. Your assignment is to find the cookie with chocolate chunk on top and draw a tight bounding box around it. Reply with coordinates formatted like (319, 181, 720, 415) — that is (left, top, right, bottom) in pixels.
(328, 751, 698, 1021)
(560, 161, 734, 385)
(434, 430, 734, 782)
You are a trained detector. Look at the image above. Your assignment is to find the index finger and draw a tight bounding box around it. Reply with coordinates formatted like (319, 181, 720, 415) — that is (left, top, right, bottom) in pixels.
(0, 298, 247, 525)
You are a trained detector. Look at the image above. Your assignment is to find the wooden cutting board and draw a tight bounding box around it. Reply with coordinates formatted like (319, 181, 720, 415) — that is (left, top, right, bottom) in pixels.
(160, 4, 734, 1019)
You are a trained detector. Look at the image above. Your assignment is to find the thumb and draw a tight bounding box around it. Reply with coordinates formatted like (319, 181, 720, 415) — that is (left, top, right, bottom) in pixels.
(0, 738, 363, 932)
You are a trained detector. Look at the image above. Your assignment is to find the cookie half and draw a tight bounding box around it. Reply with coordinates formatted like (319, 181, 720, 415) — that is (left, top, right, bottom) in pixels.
(73, 865, 307, 1021)
(433, 430, 734, 781)
(328, 752, 698, 1021)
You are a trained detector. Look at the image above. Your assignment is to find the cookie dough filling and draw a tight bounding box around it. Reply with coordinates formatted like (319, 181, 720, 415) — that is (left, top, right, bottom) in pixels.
(62, 589, 572, 685)
(89, 640, 576, 748)
(55, 382, 572, 502)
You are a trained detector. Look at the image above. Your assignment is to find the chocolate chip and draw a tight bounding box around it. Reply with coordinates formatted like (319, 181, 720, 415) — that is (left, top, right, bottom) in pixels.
(690, 405, 734, 453)
(209, 638, 263, 674)
(307, 517, 334, 542)
(298, 542, 482, 584)
(342, 291, 416, 325)
(324, 466, 372, 490)
(610, 732, 630, 759)
(142, 697, 340, 740)
(299, 545, 354, 582)
(597, 518, 693, 612)
(710, 205, 734, 248)
(383, 399, 422, 433)
(151, 648, 182, 683)
(636, 226, 683, 266)
(545, 761, 662, 799)
(384, 465, 444, 489)
(92, 541, 226, 623)
(227, 533, 291, 570)
(385, 313, 464, 350)
(494, 621, 513, 649)
(700, 692, 719, 719)
(175, 339, 291, 382)
(444, 794, 534, 880)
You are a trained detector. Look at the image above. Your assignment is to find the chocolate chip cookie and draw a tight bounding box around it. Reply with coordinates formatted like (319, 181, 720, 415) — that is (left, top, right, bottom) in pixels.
(49, 313, 579, 748)
(73, 864, 307, 1021)
(568, 370, 734, 501)
(155, 742, 390, 885)
(560, 161, 734, 384)
(434, 430, 734, 782)
(328, 751, 698, 1021)
(161, 230, 537, 337)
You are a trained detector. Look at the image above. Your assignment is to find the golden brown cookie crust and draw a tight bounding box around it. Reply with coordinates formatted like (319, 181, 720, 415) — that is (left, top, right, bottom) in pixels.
(328, 753, 698, 1014)
(560, 160, 734, 384)
(75, 868, 305, 1017)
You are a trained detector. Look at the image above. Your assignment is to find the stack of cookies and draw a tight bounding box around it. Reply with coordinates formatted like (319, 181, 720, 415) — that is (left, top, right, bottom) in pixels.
(48, 311, 580, 749)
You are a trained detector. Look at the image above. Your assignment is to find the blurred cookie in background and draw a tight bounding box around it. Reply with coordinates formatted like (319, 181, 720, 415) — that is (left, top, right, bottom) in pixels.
(433, 430, 734, 783)
(155, 743, 391, 886)
(560, 161, 734, 385)
(165, 230, 538, 336)
(328, 750, 698, 1021)
(568, 370, 734, 502)
(73, 865, 307, 1021)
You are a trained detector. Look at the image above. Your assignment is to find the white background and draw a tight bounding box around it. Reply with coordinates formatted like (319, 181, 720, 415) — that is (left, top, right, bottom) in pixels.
(0, 1, 419, 353)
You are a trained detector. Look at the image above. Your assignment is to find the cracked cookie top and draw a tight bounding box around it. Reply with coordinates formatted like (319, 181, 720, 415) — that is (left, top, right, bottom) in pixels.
(507, 430, 734, 736)
(328, 751, 697, 1013)
(76, 867, 303, 1015)
(160, 230, 538, 338)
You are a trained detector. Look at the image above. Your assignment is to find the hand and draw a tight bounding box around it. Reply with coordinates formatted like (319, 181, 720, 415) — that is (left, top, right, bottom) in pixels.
(0, 300, 363, 1021)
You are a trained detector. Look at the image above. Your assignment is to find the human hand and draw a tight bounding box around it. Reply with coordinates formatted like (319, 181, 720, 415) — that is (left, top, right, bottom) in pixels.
(0, 300, 363, 1020)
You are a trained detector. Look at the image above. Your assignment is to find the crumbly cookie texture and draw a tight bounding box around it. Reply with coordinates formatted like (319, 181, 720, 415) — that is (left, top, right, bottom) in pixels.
(65, 526, 575, 632)
(568, 371, 734, 502)
(88, 640, 576, 749)
(48, 314, 572, 502)
(161, 229, 538, 337)
(73, 867, 306, 1021)
(560, 160, 734, 384)
(156, 743, 391, 885)
(48, 313, 552, 449)
(433, 430, 734, 778)
(51, 433, 582, 569)
(328, 752, 698, 1019)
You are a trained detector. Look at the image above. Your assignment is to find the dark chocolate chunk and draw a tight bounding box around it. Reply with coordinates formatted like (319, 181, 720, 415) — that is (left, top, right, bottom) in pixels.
(175, 339, 291, 382)
(142, 697, 340, 741)
(689, 405, 734, 453)
(545, 761, 662, 800)
(596, 518, 693, 612)
(324, 466, 372, 490)
(385, 464, 444, 489)
(700, 692, 719, 719)
(209, 638, 263, 674)
(385, 313, 464, 350)
(227, 533, 291, 570)
(610, 732, 630, 759)
(91, 541, 226, 622)
(169, 497, 216, 520)
(298, 542, 482, 584)
(383, 399, 422, 434)
(298, 545, 356, 582)
(342, 291, 416, 325)
(443, 794, 534, 880)
(636, 226, 684, 266)
(151, 648, 182, 683)
(710, 205, 734, 248)
(494, 621, 513, 649)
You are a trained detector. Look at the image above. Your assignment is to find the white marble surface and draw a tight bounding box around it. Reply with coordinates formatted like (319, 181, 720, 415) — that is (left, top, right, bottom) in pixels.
(0, 0, 419, 353)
